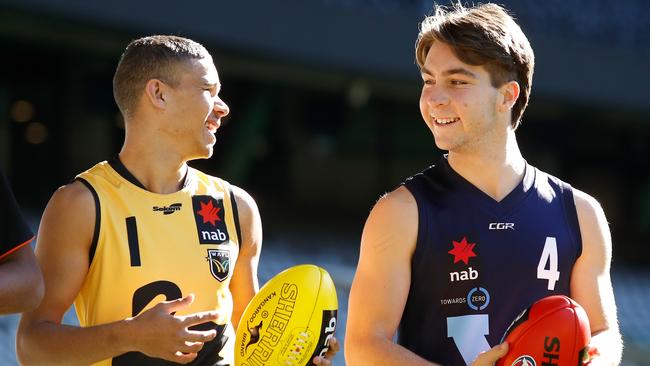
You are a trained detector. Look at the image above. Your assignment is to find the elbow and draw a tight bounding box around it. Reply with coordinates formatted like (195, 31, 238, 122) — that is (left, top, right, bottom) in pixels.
(344, 347, 361, 365)
(591, 327, 623, 365)
(25, 277, 45, 313)
(344, 334, 369, 366)
(14, 280, 45, 365)
(5, 246, 45, 313)
(19, 268, 45, 313)
(16, 323, 37, 366)
(28, 276, 45, 312)
(0, 265, 44, 315)
(17, 346, 41, 366)
(16, 318, 51, 366)
(345, 331, 396, 365)
(16, 341, 30, 366)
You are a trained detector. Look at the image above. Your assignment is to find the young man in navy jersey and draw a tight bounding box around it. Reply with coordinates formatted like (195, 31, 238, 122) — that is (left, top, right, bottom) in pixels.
(345, 3, 622, 366)
(0, 169, 43, 315)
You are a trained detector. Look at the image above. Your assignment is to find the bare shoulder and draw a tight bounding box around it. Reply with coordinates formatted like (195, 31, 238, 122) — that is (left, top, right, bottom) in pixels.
(367, 185, 418, 229)
(571, 188, 610, 244)
(362, 186, 418, 255)
(572, 188, 606, 222)
(371, 185, 417, 215)
(229, 185, 262, 251)
(230, 185, 259, 217)
(230, 185, 261, 236)
(49, 180, 96, 211)
(571, 188, 611, 264)
(39, 180, 96, 251)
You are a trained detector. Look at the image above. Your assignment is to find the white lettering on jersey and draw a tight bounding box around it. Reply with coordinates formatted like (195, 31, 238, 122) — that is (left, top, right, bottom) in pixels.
(201, 229, 227, 241)
(449, 267, 479, 282)
(488, 223, 515, 230)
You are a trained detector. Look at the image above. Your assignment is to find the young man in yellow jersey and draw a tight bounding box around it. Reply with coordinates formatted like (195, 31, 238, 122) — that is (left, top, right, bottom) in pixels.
(17, 35, 338, 365)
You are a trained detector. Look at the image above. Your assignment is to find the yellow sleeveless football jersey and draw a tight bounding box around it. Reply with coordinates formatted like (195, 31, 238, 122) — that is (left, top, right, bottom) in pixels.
(74, 159, 240, 366)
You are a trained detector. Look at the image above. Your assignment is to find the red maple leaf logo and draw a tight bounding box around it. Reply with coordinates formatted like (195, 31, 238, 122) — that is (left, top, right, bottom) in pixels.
(448, 237, 477, 265)
(196, 200, 222, 226)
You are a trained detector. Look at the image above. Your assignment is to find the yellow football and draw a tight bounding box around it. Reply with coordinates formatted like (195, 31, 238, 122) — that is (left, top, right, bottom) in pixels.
(235, 264, 338, 366)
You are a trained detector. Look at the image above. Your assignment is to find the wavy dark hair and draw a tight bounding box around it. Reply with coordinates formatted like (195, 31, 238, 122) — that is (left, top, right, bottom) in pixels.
(416, 3, 534, 128)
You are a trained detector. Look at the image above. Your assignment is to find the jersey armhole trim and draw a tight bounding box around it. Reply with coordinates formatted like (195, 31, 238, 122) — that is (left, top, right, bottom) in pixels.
(229, 187, 242, 247)
(560, 183, 583, 259)
(76, 178, 101, 266)
(401, 182, 423, 262)
(0, 236, 34, 261)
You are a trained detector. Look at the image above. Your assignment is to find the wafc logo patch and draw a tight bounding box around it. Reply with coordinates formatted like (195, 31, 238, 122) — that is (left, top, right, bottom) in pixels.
(192, 195, 230, 244)
(207, 249, 231, 281)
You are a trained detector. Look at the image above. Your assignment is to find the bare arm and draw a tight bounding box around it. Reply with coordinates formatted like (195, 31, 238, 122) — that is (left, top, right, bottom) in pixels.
(345, 187, 438, 366)
(570, 190, 623, 366)
(229, 185, 262, 331)
(17, 181, 218, 366)
(0, 242, 44, 314)
(17, 181, 132, 366)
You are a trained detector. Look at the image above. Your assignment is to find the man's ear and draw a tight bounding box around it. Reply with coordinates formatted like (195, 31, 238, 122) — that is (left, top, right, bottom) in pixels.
(498, 80, 520, 113)
(143, 79, 168, 110)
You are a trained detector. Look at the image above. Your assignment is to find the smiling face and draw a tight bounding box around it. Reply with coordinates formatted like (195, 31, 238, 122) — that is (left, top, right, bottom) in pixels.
(163, 56, 230, 160)
(419, 41, 511, 155)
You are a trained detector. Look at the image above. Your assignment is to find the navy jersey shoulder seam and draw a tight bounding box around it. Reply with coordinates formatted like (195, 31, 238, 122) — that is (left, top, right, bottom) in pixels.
(402, 170, 437, 282)
(561, 183, 583, 259)
(543, 170, 583, 259)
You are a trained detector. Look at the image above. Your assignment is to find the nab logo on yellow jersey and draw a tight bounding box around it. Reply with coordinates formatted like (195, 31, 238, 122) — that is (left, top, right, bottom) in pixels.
(192, 195, 230, 244)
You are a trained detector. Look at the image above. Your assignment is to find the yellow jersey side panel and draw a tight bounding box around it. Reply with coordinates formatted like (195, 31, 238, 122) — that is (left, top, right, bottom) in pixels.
(74, 162, 239, 365)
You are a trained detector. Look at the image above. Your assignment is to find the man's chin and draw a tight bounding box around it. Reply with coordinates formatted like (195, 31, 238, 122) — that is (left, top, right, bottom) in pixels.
(200, 148, 214, 159)
(187, 147, 213, 161)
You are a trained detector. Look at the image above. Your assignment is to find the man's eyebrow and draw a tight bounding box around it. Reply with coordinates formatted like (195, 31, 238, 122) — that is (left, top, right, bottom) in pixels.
(442, 68, 477, 79)
(420, 66, 433, 75)
(420, 66, 477, 79)
(202, 81, 222, 93)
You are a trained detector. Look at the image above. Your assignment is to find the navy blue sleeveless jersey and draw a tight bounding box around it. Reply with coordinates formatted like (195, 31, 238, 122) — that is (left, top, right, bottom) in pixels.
(399, 157, 582, 365)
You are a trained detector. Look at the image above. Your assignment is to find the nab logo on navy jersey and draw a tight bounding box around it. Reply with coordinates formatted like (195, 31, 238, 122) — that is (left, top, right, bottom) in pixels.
(448, 237, 477, 265)
(192, 195, 229, 244)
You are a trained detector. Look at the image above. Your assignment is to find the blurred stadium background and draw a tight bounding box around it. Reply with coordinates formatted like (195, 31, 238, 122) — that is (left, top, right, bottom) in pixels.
(1, 0, 649, 365)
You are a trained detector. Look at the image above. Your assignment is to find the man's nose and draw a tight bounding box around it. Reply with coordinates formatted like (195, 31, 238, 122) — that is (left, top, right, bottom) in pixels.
(213, 97, 229, 118)
(427, 87, 449, 107)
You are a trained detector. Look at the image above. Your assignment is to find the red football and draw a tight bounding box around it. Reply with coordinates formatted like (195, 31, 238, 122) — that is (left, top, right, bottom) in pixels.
(496, 295, 591, 366)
